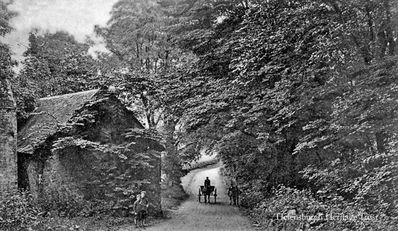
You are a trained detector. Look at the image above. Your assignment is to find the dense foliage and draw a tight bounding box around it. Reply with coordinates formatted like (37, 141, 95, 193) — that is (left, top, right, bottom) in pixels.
(10, 31, 101, 125)
(94, 0, 203, 188)
(155, 0, 398, 229)
(0, 190, 41, 230)
(4, 0, 398, 229)
(0, 0, 15, 79)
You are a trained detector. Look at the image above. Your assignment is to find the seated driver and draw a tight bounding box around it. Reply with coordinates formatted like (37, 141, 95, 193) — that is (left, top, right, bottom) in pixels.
(204, 177, 211, 188)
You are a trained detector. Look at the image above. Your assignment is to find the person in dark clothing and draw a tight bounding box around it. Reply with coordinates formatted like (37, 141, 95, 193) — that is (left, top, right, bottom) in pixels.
(228, 185, 240, 206)
(204, 177, 211, 188)
(203, 177, 211, 203)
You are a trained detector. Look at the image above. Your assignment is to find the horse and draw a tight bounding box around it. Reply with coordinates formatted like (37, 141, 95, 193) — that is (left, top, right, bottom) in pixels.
(227, 185, 240, 206)
(201, 185, 215, 203)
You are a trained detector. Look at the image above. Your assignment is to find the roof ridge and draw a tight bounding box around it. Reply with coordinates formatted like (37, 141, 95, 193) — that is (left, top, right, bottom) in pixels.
(40, 89, 100, 101)
(17, 88, 103, 154)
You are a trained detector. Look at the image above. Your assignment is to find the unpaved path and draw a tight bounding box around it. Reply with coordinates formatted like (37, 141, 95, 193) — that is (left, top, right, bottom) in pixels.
(142, 164, 255, 231)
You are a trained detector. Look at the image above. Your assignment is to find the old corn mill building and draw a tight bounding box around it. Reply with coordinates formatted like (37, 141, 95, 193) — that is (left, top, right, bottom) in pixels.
(12, 88, 163, 214)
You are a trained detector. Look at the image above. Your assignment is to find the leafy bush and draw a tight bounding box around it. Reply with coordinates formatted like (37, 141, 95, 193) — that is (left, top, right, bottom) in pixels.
(246, 185, 398, 231)
(39, 186, 131, 218)
(240, 191, 265, 210)
(40, 186, 86, 218)
(0, 190, 90, 231)
(0, 190, 41, 230)
(161, 179, 188, 211)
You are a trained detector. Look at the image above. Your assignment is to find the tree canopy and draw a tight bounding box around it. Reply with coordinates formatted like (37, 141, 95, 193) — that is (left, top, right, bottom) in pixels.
(0, 0, 16, 79)
(5, 0, 398, 229)
(157, 0, 398, 227)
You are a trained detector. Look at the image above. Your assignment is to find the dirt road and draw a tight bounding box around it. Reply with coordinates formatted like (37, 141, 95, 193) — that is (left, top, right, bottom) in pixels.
(142, 164, 255, 231)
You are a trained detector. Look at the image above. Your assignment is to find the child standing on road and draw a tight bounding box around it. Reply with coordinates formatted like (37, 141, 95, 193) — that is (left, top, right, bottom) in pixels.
(133, 191, 150, 227)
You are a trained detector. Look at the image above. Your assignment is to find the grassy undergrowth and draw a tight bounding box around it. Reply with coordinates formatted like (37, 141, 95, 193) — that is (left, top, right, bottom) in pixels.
(161, 182, 189, 212)
(0, 185, 186, 231)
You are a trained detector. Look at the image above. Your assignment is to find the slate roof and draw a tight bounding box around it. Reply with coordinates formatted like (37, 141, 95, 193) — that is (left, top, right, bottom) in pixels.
(18, 89, 102, 154)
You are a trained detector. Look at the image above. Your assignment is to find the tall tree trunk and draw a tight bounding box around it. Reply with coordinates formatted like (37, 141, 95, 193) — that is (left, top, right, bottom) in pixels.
(162, 118, 183, 185)
(0, 78, 18, 193)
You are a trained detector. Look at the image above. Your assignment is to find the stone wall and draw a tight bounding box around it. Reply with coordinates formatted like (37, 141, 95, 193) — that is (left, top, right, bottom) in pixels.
(26, 159, 40, 200)
(0, 79, 17, 193)
(24, 96, 162, 213)
(141, 150, 162, 213)
(27, 146, 162, 214)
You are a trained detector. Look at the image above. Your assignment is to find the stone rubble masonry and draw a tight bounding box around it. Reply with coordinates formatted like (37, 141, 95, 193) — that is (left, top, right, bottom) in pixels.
(0, 79, 18, 193)
(17, 90, 163, 213)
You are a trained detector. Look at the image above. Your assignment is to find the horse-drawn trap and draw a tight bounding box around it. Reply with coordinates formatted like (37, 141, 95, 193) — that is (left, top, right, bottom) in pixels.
(198, 185, 217, 203)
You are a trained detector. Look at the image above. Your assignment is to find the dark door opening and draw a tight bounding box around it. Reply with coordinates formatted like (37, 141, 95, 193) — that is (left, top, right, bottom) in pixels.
(17, 152, 30, 191)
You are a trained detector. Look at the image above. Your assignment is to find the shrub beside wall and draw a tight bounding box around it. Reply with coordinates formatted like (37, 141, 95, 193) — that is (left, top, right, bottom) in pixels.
(0, 190, 41, 230)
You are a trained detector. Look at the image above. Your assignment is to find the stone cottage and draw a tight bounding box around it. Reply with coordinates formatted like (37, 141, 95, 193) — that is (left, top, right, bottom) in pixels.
(17, 88, 163, 213)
